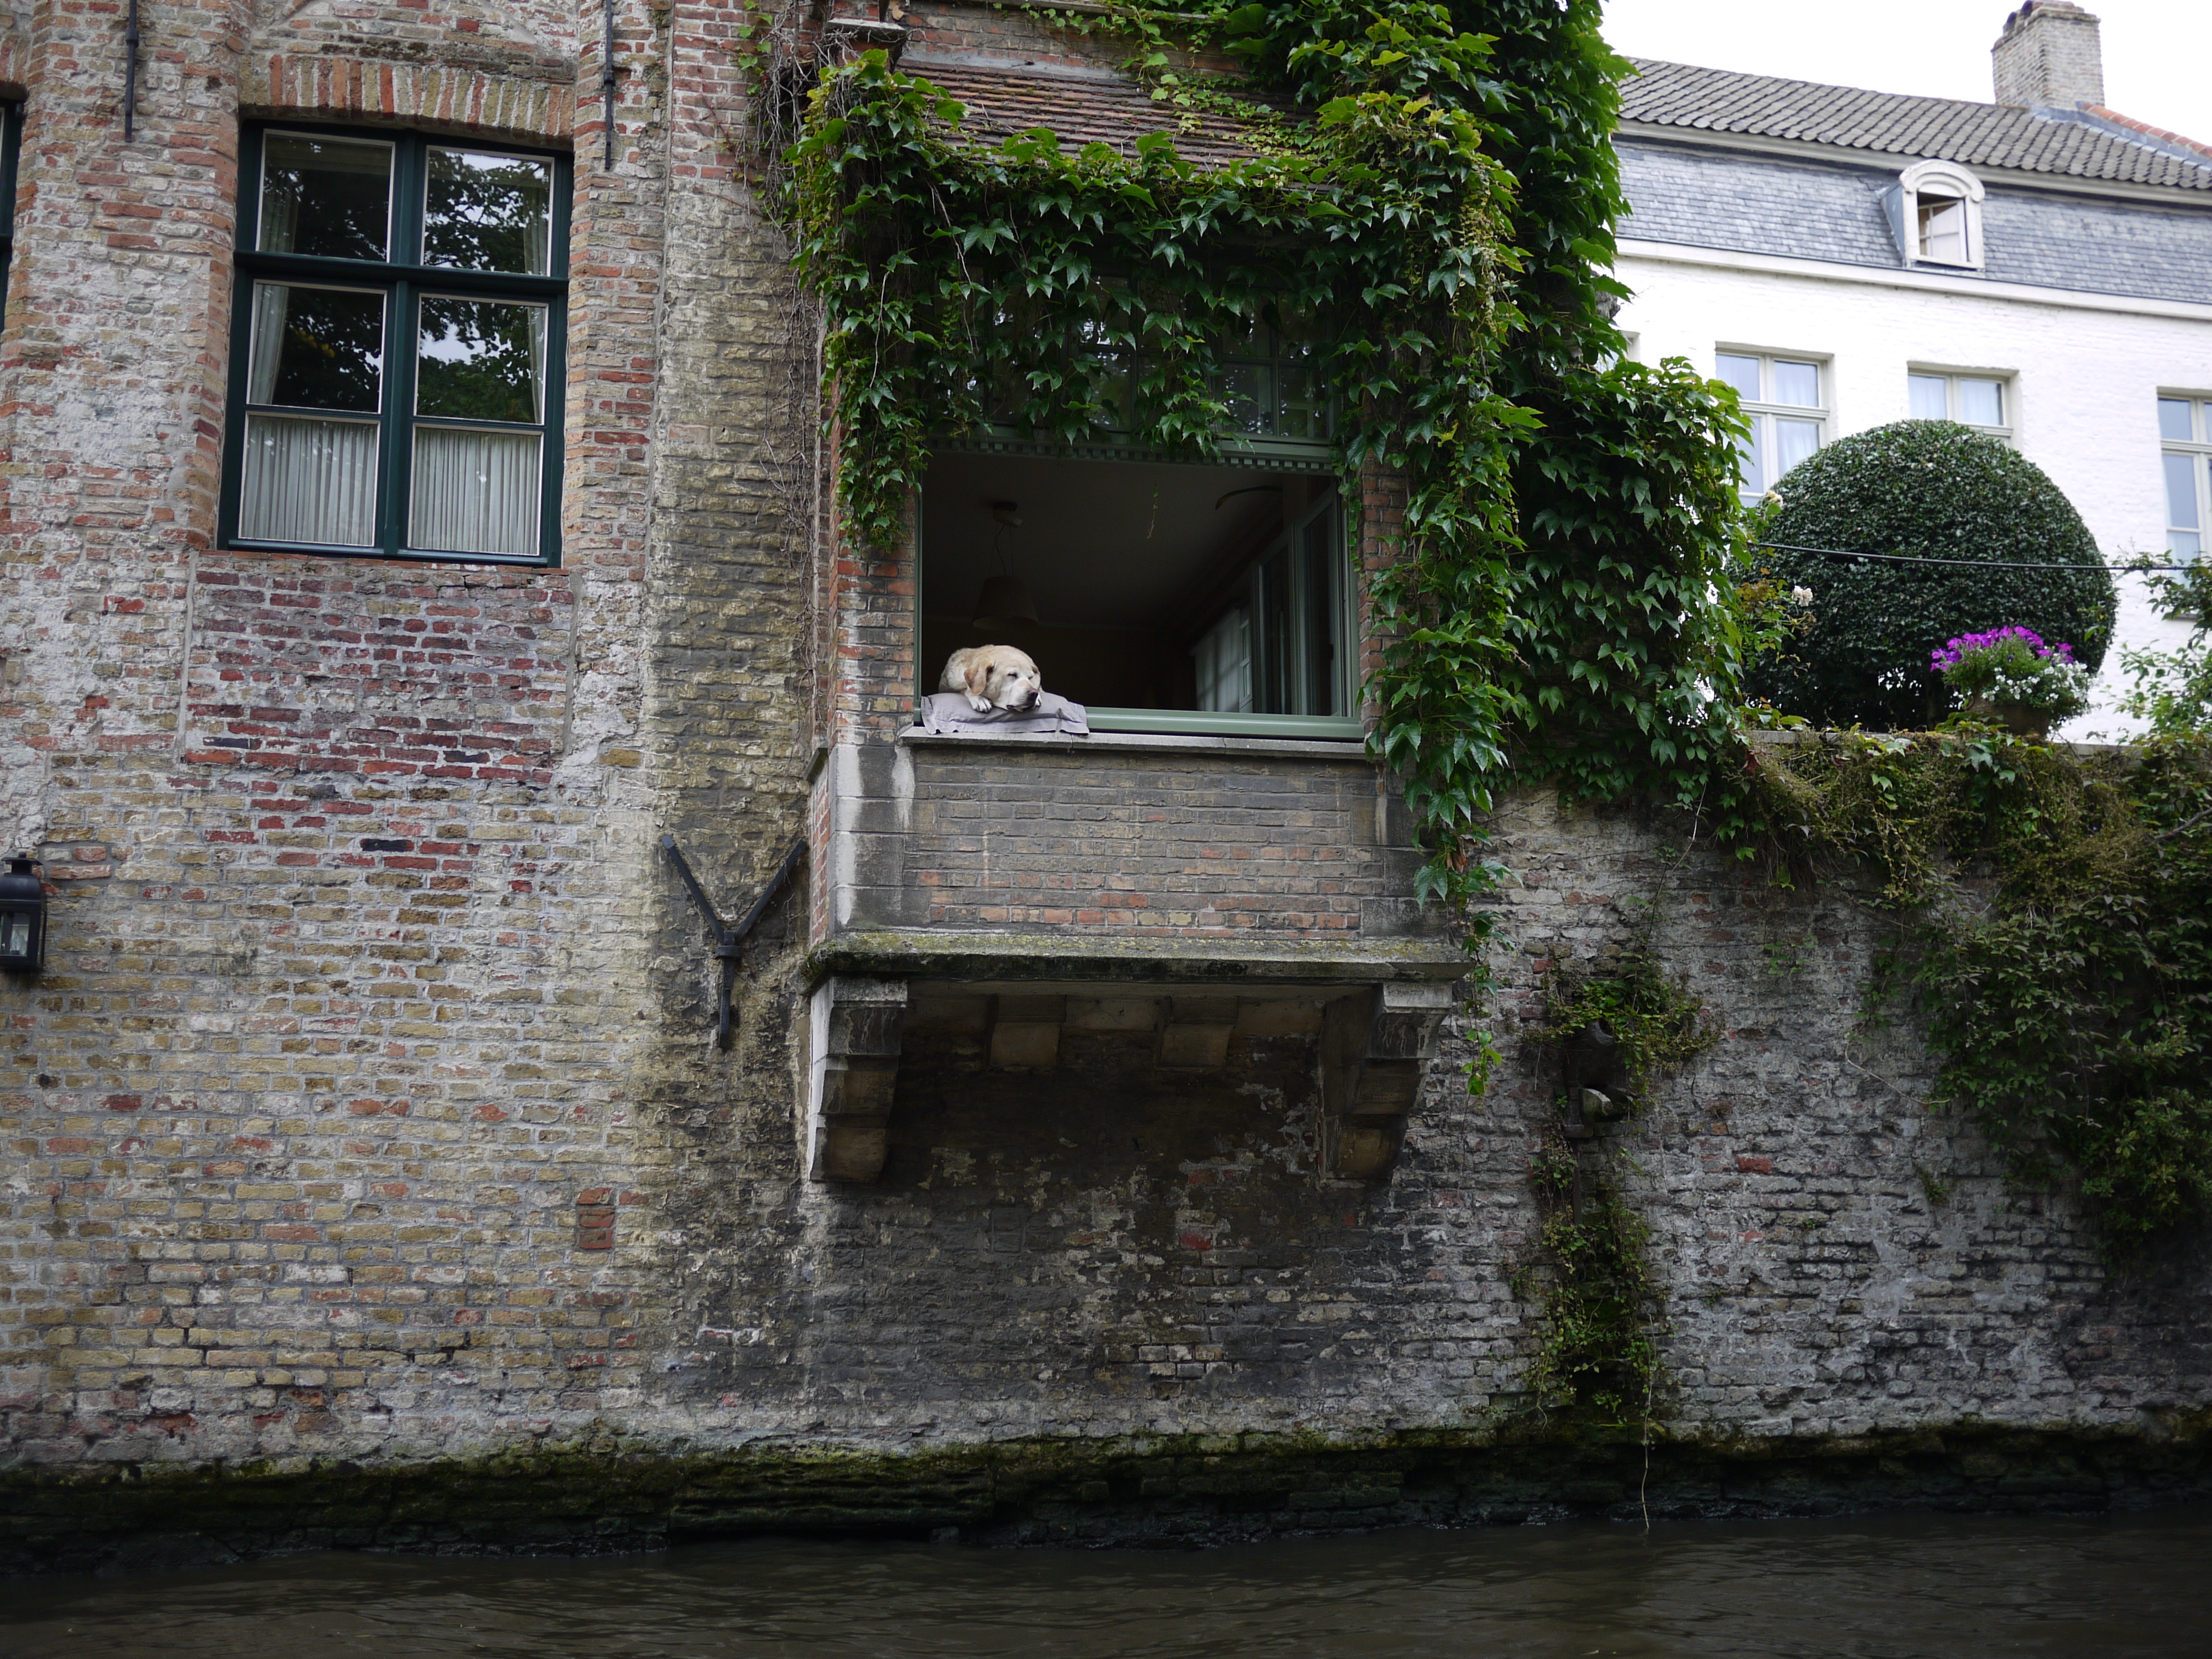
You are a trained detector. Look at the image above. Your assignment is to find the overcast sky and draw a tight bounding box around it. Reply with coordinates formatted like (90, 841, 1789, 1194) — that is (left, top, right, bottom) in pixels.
(1599, 0, 2212, 144)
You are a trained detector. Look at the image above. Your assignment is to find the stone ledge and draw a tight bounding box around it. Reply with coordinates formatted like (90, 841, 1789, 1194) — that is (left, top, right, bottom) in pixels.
(900, 727, 1373, 761)
(808, 929, 1470, 987)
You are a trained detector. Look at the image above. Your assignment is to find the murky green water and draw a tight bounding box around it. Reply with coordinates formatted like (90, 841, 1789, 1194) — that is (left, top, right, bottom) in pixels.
(7, 1508, 2209, 1657)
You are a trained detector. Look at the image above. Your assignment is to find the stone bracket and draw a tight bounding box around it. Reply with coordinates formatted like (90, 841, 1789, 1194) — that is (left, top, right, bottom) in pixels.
(805, 975, 908, 1183)
(1320, 982, 1453, 1180)
(988, 994, 1065, 1068)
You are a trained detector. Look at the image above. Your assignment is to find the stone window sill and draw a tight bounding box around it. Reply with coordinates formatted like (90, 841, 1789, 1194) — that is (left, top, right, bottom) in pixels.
(898, 726, 1371, 761)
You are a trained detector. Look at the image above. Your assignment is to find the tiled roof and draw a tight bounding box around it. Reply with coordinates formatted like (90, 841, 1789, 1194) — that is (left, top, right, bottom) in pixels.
(901, 54, 1265, 169)
(1620, 58, 2212, 193)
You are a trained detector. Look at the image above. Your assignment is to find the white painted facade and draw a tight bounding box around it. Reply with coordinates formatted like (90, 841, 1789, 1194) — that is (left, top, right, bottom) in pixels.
(1618, 237, 2212, 734)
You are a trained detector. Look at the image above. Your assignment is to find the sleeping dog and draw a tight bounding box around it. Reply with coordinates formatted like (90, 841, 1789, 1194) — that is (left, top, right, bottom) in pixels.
(942, 644, 1044, 714)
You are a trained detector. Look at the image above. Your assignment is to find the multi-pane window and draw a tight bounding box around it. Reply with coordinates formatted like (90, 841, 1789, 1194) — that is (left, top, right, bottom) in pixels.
(221, 127, 570, 563)
(2161, 395, 2212, 563)
(1718, 351, 1827, 502)
(996, 316, 1332, 449)
(1910, 371, 2012, 442)
(1192, 493, 1345, 718)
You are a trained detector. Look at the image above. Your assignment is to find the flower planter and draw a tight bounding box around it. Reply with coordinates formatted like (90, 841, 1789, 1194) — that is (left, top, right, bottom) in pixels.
(1964, 697, 2053, 738)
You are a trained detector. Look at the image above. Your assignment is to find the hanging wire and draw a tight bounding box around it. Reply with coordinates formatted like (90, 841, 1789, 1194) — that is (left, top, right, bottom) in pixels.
(1751, 539, 2198, 574)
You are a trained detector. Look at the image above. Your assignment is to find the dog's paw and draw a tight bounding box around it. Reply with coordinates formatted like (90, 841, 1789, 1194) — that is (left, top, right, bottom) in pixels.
(964, 692, 993, 713)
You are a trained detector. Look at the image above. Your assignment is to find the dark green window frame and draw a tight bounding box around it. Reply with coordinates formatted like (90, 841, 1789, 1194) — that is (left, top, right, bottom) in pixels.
(220, 123, 571, 566)
(0, 100, 24, 310)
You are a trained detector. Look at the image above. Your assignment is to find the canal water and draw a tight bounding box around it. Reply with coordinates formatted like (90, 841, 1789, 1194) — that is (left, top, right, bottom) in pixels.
(6, 1506, 2209, 1657)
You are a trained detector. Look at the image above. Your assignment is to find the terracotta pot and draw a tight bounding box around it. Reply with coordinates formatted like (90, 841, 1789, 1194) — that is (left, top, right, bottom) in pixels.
(1964, 696, 2051, 738)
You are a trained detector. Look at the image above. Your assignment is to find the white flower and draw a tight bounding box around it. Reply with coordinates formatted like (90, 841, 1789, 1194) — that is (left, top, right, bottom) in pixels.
(1790, 586, 1814, 607)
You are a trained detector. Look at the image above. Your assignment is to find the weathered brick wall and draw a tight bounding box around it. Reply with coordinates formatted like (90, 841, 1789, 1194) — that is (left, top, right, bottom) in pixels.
(0, 0, 688, 1467)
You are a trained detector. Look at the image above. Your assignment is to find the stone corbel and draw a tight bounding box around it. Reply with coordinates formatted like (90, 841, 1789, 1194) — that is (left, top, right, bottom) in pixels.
(988, 994, 1065, 1068)
(1320, 983, 1452, 1179)
(806, 975, 908, 1182)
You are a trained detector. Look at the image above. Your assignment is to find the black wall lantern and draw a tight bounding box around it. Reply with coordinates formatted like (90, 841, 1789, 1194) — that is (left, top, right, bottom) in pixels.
(0, 855, 47, 974)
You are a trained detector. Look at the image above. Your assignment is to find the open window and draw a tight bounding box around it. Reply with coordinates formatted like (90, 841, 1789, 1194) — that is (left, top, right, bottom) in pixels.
(1888, 159, 1985, 272)
(920, 451, 1356, 738)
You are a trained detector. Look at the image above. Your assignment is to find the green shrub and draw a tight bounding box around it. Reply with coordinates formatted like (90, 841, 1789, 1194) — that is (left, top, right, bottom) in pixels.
(1743, 421, 2115, 729)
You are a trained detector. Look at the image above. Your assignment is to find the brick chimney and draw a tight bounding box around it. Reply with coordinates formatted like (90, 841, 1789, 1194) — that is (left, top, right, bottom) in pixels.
(1992, 2, 2105, 108)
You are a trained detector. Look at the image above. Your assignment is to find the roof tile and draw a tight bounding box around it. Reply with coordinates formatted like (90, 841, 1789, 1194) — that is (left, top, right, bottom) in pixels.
(1621, 58, 2212, 191)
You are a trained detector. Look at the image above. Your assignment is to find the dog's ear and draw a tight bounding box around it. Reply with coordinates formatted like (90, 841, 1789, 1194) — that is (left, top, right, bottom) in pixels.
(964, 651, 989, 696)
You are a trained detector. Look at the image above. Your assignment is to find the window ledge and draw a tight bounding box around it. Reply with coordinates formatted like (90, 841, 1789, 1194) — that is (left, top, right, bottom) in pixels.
(899, 725, 1371, 761)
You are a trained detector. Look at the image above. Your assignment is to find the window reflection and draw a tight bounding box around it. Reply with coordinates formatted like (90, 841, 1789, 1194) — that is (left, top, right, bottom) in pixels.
(424, 148, 553, 275)
(259, 134, 392, 262)
(416, 295, 546, 424)
(248, 283, 385, 411)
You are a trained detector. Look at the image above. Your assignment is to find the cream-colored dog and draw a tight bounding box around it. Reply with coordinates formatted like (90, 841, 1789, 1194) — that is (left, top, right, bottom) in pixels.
(942, 644, 1043, 714)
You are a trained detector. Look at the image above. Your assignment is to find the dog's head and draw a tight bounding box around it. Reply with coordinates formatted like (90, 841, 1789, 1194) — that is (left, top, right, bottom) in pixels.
(965, 644, 1043, 712)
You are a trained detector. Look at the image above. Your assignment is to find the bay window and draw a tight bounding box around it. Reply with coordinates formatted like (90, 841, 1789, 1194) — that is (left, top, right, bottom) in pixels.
(221, 128, 570, 564)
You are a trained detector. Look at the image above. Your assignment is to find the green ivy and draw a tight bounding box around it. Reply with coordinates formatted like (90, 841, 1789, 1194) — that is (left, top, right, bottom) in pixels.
(785, 0, 1759, 926)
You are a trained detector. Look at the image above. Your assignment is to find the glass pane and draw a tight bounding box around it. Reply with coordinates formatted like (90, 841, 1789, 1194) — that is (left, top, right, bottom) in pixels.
(2158, 398, 2196, 443)
(2167, 452, 2203, 531)
(1958, 378, 2004, 427)
(1277, 340, 1328, 441)
(424, 148, 554, 275)
(416, 296, 546, 424)
(1908, 374, 1950, 421)
(247, 283, 384, 412)
(1301, 511, 1337, 716)
(1733, 421, 1765, 497)
(1215, 360, 1267, 435)
(410, 427, 541, 556)
(1773, 416, 1820, 480)
(1717, 353, 1762, 401)
(1194, 606, 1251, 713)
(1919, 196, 1969, 263)
(259, 133, 392, 260)
(238, 414, 378, 545)
(1772, 359, 1820, 408)
(2172, 530, 2204, 561)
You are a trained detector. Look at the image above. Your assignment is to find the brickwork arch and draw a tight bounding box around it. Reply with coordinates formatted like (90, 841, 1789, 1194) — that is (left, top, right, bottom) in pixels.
(240, 51, 576, 144)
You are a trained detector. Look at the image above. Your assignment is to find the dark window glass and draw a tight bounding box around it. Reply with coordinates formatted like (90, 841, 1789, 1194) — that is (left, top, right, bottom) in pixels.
(249, 284, 384, 412)
(416, 296, 545, 423)
(259, 133, 393, 261)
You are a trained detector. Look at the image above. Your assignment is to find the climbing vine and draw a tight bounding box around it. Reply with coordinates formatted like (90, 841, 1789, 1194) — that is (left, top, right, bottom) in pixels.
(784, 0, 1757, 921)
(1521, 951, 1714, 1422)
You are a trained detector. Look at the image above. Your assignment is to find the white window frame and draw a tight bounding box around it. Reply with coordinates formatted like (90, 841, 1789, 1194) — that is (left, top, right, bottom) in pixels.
(1892, 158, 1986, 272)
(1908, 366, 2016, 444)
(1717, 347, 1830, 503)
(2161, 393, 2212, 564)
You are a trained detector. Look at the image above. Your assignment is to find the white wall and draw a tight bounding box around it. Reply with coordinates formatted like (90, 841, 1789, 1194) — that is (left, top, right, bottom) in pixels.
(1617, 242, 2212, 734)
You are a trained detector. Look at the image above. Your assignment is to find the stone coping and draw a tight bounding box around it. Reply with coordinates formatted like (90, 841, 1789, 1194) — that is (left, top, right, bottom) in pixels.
(899, 727, 1374, 762)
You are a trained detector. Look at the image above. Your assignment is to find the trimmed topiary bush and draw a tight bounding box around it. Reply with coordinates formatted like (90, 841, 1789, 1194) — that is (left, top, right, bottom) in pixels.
(1743, 421, 2116, 729)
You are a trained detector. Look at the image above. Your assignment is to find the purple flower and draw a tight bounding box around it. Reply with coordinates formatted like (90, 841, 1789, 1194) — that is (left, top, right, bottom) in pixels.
(1930, 625, 2075, 673)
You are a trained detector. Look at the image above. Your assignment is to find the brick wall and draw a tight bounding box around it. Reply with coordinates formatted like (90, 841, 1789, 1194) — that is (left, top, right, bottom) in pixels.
(827, 737, 1440, 943)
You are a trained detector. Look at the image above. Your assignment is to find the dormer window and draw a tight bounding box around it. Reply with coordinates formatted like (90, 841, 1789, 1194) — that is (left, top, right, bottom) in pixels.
(1918, 192, 1969, 263)
(1893, 159, 1985, 270)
